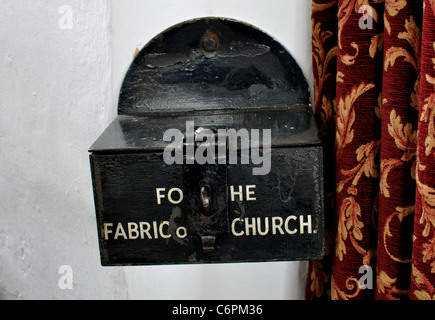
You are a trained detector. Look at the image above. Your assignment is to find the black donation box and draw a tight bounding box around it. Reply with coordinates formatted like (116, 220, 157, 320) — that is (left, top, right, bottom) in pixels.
(89, 18, 324, 266)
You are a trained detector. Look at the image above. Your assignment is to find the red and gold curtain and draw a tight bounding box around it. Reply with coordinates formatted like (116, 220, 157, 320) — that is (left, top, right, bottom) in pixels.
(306, 0, 435, 300)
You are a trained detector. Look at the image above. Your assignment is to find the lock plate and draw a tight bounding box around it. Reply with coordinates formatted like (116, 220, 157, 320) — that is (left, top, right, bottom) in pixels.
(184, 163, 228, 253)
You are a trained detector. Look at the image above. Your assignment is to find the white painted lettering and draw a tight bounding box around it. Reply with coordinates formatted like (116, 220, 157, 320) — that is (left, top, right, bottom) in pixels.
(231, 218, 244, 236)
(256, 217, 269, 236)
(104, 221, 188, 240)
(230, 185, 257, 202)
(285, 215, 298, 235)
(245, 185, 256, 201)
(231, 215, 311, 237)
(152, 221, 159, 239)
(128, 222, 140, 240)
(230, 185, 243, 202)
(272, 217, 285, 235)
(245, 218, 256, 236)
(175, 226, 187, 239)
(159, 221, 171, 239)
(156, 188, 184, 205)
(104, 223, 113, 240)
(167, 188, 183, 205)
(300, 215, 312, 234)
(114, 223, 127, 240)
(156, 188, 166, 205)
(139, 222, 152, 239)
(103, 215, 314, 241)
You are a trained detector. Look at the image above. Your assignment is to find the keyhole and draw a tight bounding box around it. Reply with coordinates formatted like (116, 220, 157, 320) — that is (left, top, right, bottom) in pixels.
(199, 180, 213, 217)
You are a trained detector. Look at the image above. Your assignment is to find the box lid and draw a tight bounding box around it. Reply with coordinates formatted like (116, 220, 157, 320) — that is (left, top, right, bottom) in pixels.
(89, 104, 321, 153)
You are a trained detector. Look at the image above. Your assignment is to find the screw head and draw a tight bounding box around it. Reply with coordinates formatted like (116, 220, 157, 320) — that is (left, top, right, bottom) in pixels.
(201, 33, 219, 53)
(202, 37, 217, 52)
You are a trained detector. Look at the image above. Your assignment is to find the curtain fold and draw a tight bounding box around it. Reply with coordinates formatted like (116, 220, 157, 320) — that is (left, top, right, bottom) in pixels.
(306, 0, 435, 300)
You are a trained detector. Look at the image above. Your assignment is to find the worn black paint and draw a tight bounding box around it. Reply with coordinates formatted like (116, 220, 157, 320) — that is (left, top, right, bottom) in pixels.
(89, 17, 324, 266)
(118, 18, 309, 115)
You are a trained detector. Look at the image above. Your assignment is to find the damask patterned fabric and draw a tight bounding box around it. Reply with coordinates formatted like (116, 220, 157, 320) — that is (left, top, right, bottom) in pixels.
(306, 0, 435, 300)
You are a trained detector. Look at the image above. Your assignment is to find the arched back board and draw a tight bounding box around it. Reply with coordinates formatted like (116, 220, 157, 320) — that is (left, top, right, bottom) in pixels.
(118, 17, 310, 115)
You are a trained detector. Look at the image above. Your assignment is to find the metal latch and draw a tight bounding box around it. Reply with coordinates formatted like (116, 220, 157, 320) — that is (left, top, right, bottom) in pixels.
(184, 126, 228, 252)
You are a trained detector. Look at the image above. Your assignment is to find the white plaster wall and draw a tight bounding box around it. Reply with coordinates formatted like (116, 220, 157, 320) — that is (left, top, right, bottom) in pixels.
(0, 0, 312, 300)
(111, 0, 313, 300)
(0, 0, 126, 299)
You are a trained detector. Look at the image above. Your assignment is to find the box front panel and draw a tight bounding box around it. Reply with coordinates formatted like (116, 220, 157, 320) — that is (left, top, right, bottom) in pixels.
(91, 146, 324, 266)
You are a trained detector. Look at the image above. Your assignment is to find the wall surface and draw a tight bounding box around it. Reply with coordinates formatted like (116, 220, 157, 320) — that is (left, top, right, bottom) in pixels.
(0, 0, 313, 299)
(0, 0, 126, 299)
